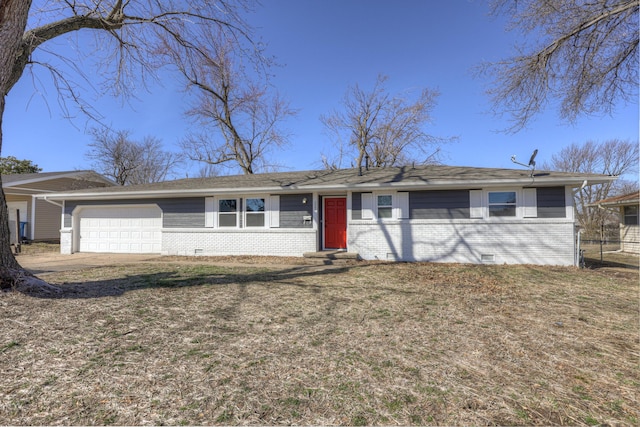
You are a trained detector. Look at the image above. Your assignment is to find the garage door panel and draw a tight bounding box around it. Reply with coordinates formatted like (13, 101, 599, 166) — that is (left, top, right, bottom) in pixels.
(79, 205, 162, 253)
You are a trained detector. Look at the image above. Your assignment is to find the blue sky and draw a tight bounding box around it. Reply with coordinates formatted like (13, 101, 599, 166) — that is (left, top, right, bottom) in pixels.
(4, 0, 638, 179)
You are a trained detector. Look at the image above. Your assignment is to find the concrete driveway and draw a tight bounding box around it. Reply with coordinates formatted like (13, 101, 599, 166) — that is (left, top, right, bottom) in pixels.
(17, 252, 164, 275)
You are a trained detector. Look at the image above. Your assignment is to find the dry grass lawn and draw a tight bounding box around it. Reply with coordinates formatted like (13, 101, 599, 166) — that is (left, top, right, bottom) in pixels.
(1, 256, 638, 425)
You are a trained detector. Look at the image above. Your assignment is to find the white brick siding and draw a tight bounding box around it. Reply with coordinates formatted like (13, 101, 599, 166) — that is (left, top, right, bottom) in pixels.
(60, 229, 72, 254)
(348, 219, 576, 265)
(161, 228, 317, 257)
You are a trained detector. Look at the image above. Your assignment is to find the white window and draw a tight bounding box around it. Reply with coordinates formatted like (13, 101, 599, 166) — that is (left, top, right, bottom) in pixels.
(377, 195, 393, 219)
(360, 192, 408, 220)
(245, 197, 265, 227)
(218, 199, 238, 227)
(624, 205, 638, 225)
(488, 191, 517, 217)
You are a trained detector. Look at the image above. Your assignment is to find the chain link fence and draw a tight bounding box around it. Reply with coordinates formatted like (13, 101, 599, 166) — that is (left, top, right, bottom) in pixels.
(577, 224, 639, 268)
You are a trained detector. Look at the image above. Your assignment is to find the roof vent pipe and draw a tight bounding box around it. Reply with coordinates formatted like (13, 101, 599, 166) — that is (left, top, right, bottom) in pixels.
(365, 154, 370, 171)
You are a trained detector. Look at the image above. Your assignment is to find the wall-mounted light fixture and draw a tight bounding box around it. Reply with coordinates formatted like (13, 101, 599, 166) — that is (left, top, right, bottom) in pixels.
(302, 197, 308, 204)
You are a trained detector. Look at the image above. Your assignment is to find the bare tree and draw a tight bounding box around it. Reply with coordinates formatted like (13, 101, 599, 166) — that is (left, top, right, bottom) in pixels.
(321, 75, 448, 172)
(87, 128, 181, 185)
(162, 31, 295, 175)
(543, 139, 639, 238)
(484, 0, 639, 132)
(131, 136, 183, 184)
(0, 0, 253, 286)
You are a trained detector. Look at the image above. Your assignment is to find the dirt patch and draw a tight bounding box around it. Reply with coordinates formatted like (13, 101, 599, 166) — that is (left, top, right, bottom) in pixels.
(1, 260, 638, 425)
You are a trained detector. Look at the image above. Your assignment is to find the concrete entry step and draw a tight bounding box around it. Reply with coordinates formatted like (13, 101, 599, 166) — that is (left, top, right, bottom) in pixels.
(302, 250, 360, 264)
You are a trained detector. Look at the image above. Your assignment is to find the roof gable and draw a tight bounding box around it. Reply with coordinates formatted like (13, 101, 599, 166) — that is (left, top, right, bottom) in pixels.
(2, 170, 115, 193)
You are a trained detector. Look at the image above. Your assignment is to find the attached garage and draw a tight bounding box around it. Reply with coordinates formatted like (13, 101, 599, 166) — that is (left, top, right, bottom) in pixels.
(75, 205, 162, 253)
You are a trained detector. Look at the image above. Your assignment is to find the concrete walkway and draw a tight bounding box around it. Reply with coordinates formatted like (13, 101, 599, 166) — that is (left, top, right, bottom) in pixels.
(17, 252, 164, 275)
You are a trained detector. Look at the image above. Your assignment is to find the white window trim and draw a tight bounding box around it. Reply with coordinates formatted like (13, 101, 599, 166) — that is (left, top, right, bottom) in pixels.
(359, 191, 408, 221)
(376, 193, 394, 220)
(208, 195, 280, 229)
(487, 189, 518, 218)
(471, 188, 542, 220)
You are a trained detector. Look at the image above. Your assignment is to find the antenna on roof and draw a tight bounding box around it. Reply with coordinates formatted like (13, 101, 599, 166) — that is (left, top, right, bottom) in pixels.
(511, 149, 538, 177)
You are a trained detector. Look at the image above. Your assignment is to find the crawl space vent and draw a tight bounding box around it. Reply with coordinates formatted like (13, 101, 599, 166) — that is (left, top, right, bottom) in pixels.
(481, 254, 496, 263)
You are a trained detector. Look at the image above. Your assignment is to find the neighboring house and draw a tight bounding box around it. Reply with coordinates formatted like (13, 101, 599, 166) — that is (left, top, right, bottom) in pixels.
(3, 170, 115, 244)
(591, 191, 640, 254)
(42, 165, 615, 266)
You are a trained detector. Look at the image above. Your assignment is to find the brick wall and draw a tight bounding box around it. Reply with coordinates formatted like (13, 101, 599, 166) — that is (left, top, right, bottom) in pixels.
(161, 228, 317, 257)
(348, 219, 576, 265)
(60, 229, 72, 254)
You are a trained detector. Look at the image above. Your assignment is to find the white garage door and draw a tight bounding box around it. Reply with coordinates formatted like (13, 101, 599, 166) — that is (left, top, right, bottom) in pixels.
(78, 205, 162, 253)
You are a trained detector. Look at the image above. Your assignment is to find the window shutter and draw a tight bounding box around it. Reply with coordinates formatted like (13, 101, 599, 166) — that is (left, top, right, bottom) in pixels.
(205, 197, 215, 227)
(396, 192, 409, 219)
(361, 193, 374, 219)
(469, 190, 483, 218)
(523, 188, 537, 217)
(269, 195, 280, 228)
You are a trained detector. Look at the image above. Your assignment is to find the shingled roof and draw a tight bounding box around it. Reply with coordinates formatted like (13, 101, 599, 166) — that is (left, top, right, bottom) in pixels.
(592, 191, 640, 207)
(2, 170, 114, 187)
(41, 164, 616, 200)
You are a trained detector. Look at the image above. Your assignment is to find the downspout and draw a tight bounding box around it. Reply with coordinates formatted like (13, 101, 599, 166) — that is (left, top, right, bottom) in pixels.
(573, 180, 588, 195)
(573, 180, 588, 267)
(576, 229, 582, 267)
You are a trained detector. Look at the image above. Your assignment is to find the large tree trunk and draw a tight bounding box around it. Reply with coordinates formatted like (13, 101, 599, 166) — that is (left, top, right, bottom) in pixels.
(0, 0, 30, 273)
(0, 0, 57, 292)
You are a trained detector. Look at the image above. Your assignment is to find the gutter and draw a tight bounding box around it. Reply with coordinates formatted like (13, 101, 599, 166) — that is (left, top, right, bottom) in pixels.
(40, 195, 64, 207)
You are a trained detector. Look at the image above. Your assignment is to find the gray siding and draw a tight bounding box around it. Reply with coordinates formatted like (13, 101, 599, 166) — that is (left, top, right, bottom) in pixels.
(410, 190, 470, 219)
(280, 193, 312, 228)
(34, 198, 62, 240)
(64, 198, 206, 228)
(63, 203, 73, 228)
(158, 198, 205, 228)
(536, 187, 566, 218)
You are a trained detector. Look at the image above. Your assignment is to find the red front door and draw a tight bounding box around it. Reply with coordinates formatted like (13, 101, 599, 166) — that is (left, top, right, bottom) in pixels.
(324, 197, 347, 249)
